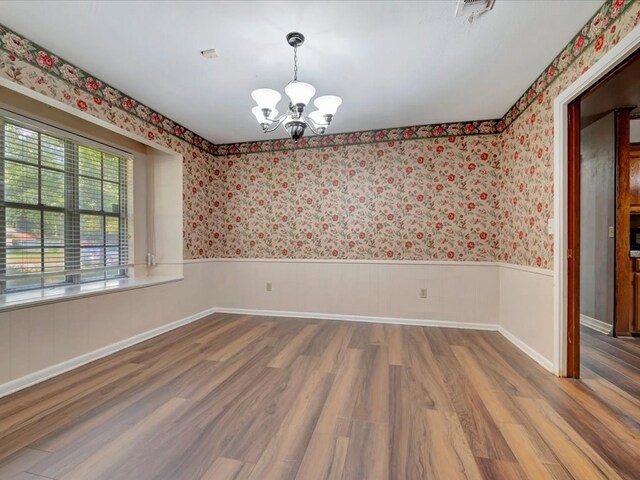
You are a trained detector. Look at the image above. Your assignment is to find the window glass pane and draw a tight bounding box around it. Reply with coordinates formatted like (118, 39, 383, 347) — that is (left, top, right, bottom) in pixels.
(80, 247, 105, 268)
(78, 146, 102, 178)
(41, 135, 65, 170)
(43, 247, 65, 271)
(6, 248, 41, 275)
(103, 182, 119, 213)
(43, 211, 65, 246)
(106, 246, 120, 266)
(41, 169, 65, 207)
(4, 160, 39, 204)
(105, 217, 119, 245)
(103, 154, 120, 182)
(44, 275, 68, 287)
(6, 208, 41, 247)
(80, 214, 103, 246)
(6, 277, 42, 291)
(79, 176, 102, 210)
(80, 271, 106, 283)
(4, 123, 38, 164)
(2, 117, 130, 291)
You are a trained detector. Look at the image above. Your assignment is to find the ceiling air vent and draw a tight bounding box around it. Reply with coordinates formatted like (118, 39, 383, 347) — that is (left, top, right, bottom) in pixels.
(455, 0, 495, 24)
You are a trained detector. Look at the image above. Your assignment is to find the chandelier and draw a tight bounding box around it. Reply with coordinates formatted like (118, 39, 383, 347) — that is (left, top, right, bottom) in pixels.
(250, 32, 342, 141)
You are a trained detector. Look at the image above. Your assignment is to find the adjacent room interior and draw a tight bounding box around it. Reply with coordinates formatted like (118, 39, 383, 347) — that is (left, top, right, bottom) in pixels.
(0, 1, 639, 479)
(576, 50, 640, 398)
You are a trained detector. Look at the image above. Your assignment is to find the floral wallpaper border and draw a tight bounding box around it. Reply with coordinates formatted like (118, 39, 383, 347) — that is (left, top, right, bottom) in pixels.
(499, 0, 633, 128)
(0, 23, 216, 156)
(213, 120, 502, 155)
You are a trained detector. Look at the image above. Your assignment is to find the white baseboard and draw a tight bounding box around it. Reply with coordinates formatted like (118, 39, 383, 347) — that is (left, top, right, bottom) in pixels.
(0, 307, 218, 399)
(580, 314, 613, 335)
(498, 326, 554, 372)
(216, 308, 554, 373)
(214, 307, 499, 331)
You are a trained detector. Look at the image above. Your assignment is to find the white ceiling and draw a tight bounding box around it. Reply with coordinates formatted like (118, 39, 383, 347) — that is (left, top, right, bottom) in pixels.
(0, 0, 602, 144)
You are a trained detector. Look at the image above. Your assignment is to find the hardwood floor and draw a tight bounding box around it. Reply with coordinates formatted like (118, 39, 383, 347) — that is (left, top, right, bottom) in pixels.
(581, 325, 640, 403)
(0, 314, 639, 479)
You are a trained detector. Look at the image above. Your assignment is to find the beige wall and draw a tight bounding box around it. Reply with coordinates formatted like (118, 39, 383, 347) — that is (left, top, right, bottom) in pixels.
(212, 259, 499, 327)
(0, 88, 211, 390)
(580, 113, 615, 326)
(0, 262, 217, 386)
(498, 266, 554, 369)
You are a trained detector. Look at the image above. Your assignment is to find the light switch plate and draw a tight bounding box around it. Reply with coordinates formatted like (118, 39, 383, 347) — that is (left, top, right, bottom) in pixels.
(609, 226, 615, 238)
(547, 218, 554, 236)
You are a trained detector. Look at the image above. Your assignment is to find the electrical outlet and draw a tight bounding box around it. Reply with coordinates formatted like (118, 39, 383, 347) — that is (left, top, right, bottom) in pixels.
(266, 282, 272, 292)
(420, 288, 428, 299)
(609, 226, 614, 238)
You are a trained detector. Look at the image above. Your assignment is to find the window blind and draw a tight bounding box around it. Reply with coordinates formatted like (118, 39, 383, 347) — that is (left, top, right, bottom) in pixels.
(0, 113, 132, 294)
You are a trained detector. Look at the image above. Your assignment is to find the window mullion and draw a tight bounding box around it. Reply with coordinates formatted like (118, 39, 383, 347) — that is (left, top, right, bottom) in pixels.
(38, 133, 45, 289)
(119, 157, 128, 278)
(0, 119, 6, 295)
(101, 153, 106, 280)
(65, 141, 80, 284)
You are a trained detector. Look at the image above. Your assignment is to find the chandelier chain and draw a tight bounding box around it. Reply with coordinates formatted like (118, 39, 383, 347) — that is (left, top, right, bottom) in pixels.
(293, 45, 298, 81)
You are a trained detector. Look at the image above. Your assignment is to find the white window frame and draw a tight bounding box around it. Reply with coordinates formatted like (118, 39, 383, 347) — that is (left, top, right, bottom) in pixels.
(0, 109, 133, 295)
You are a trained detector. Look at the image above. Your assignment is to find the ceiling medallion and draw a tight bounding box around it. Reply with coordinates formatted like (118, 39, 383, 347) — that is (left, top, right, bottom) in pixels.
(251, 32, 342, 142)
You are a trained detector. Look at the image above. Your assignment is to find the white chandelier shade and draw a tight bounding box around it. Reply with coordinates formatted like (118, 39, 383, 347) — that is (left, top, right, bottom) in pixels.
(308, 110, 327, 126)
(284, 81, 316, 106)
(250, 32, 342, 141)
(251, 88, 281, 112)
(251, 106, 278, 124)
(314, 95, 342, 116)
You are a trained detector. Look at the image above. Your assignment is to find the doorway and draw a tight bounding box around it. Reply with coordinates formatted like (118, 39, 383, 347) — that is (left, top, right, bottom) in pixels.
(566, 47, 640, 380)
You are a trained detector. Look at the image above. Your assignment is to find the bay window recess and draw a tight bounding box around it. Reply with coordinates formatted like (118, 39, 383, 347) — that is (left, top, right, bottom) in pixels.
(0, 113, 132, 295)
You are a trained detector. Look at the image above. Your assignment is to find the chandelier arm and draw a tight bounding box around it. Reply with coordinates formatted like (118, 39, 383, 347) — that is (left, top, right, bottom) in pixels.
(261, 115, 287, 133)
(303, 114, 326, 135)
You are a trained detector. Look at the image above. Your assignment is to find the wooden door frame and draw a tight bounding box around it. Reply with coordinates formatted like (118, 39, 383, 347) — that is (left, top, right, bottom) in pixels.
(614, 109, 634, 336)
(566, 100, 580, 378)
(554, 29, 640, 378)
(565, 103, 636, 378)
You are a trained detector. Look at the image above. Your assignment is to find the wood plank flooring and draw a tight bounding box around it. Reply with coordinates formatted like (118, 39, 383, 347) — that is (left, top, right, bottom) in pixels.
(0, 314, 639, 479)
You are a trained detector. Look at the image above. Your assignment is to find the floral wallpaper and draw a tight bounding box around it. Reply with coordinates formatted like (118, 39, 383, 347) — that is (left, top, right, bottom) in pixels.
(1, 0, 640, 267)
(500, 0, 640, 269)
(186, 136, 501, 261)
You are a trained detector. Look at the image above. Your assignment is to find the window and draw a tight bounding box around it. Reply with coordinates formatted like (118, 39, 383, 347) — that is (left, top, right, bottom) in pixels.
(0, 113, 132, 294)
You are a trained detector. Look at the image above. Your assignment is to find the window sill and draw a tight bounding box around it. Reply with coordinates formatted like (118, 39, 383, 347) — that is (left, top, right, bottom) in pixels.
(0, 276, 184, 312)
